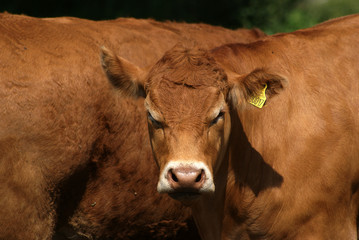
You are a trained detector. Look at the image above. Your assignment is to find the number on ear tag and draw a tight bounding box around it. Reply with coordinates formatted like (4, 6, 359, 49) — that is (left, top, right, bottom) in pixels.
(248, 84, 267, 108)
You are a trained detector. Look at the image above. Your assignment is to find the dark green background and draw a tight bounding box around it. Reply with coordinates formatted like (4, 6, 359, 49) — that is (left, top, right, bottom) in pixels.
(2, 0, 359, 33)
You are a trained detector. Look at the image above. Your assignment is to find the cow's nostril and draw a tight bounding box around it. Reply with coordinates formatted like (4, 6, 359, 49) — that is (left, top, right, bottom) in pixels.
(170, 170, 179, 182)
(195, 170, 204, 182)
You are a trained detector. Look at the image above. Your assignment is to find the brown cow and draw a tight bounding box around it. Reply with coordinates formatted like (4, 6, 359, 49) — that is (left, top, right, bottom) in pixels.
(102, 14, 359, 239)
(0, 13, 264, 240)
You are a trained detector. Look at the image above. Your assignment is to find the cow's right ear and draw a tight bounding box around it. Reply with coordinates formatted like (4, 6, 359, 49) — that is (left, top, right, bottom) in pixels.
(100, 46, 146, 98)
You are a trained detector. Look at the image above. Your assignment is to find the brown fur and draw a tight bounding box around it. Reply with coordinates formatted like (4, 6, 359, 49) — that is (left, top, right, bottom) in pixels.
(102, 14, 359, 240)
(0, 13, 264, 240)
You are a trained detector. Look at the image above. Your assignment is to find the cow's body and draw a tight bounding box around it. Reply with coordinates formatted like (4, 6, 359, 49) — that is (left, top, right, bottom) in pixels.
(0, 13, 264, 240)
(214, 15, 359, 240)
(102, 14, 359, 239)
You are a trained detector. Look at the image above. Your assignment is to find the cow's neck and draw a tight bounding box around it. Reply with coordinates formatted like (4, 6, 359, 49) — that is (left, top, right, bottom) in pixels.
(191, 150, 229, 240)
(221, 108, 284, 237)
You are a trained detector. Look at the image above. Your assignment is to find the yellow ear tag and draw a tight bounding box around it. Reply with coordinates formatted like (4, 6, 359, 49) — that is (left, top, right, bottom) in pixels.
(248, 84, 267, 108)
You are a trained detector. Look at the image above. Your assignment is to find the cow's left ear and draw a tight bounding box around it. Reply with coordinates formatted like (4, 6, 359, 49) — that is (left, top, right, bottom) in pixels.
(227, 68, 288, 108)
(100, 46, 147, 98)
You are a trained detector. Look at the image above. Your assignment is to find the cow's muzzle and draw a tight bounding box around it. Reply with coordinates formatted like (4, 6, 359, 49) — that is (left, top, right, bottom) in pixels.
(157, 161, 215, 200)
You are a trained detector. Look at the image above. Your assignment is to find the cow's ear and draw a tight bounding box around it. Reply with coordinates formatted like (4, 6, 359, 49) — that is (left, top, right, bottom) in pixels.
(228, 68, 288, 108)
(100, 46, 146, 98)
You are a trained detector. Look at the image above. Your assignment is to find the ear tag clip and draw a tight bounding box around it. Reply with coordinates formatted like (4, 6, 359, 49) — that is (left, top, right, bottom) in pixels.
(248, 84, 267, 108)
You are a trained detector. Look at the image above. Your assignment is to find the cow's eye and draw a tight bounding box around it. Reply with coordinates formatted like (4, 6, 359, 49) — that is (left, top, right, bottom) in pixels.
(210, 112, 224, 126)
(148, 112, 163, 129)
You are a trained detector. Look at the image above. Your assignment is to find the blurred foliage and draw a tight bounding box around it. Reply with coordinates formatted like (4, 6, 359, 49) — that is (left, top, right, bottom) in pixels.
(266, 0, 359, 33)
(1, 0, 359, 34)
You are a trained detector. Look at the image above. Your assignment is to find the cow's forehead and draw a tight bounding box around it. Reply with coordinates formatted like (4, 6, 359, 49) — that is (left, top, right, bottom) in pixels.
(146, 45, 229, 94)
(145, 46, 229, 126)
(150, 85, 220, 131)
(151, 82, 220, 112)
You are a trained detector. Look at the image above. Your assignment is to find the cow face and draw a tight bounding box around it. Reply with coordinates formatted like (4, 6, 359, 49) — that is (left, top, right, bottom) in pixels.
(101, 45, 286, 202)
(143, 47, 233, 201)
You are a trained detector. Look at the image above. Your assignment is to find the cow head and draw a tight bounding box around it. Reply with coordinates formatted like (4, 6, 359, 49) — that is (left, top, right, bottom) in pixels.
(100, 45, 286, 202)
